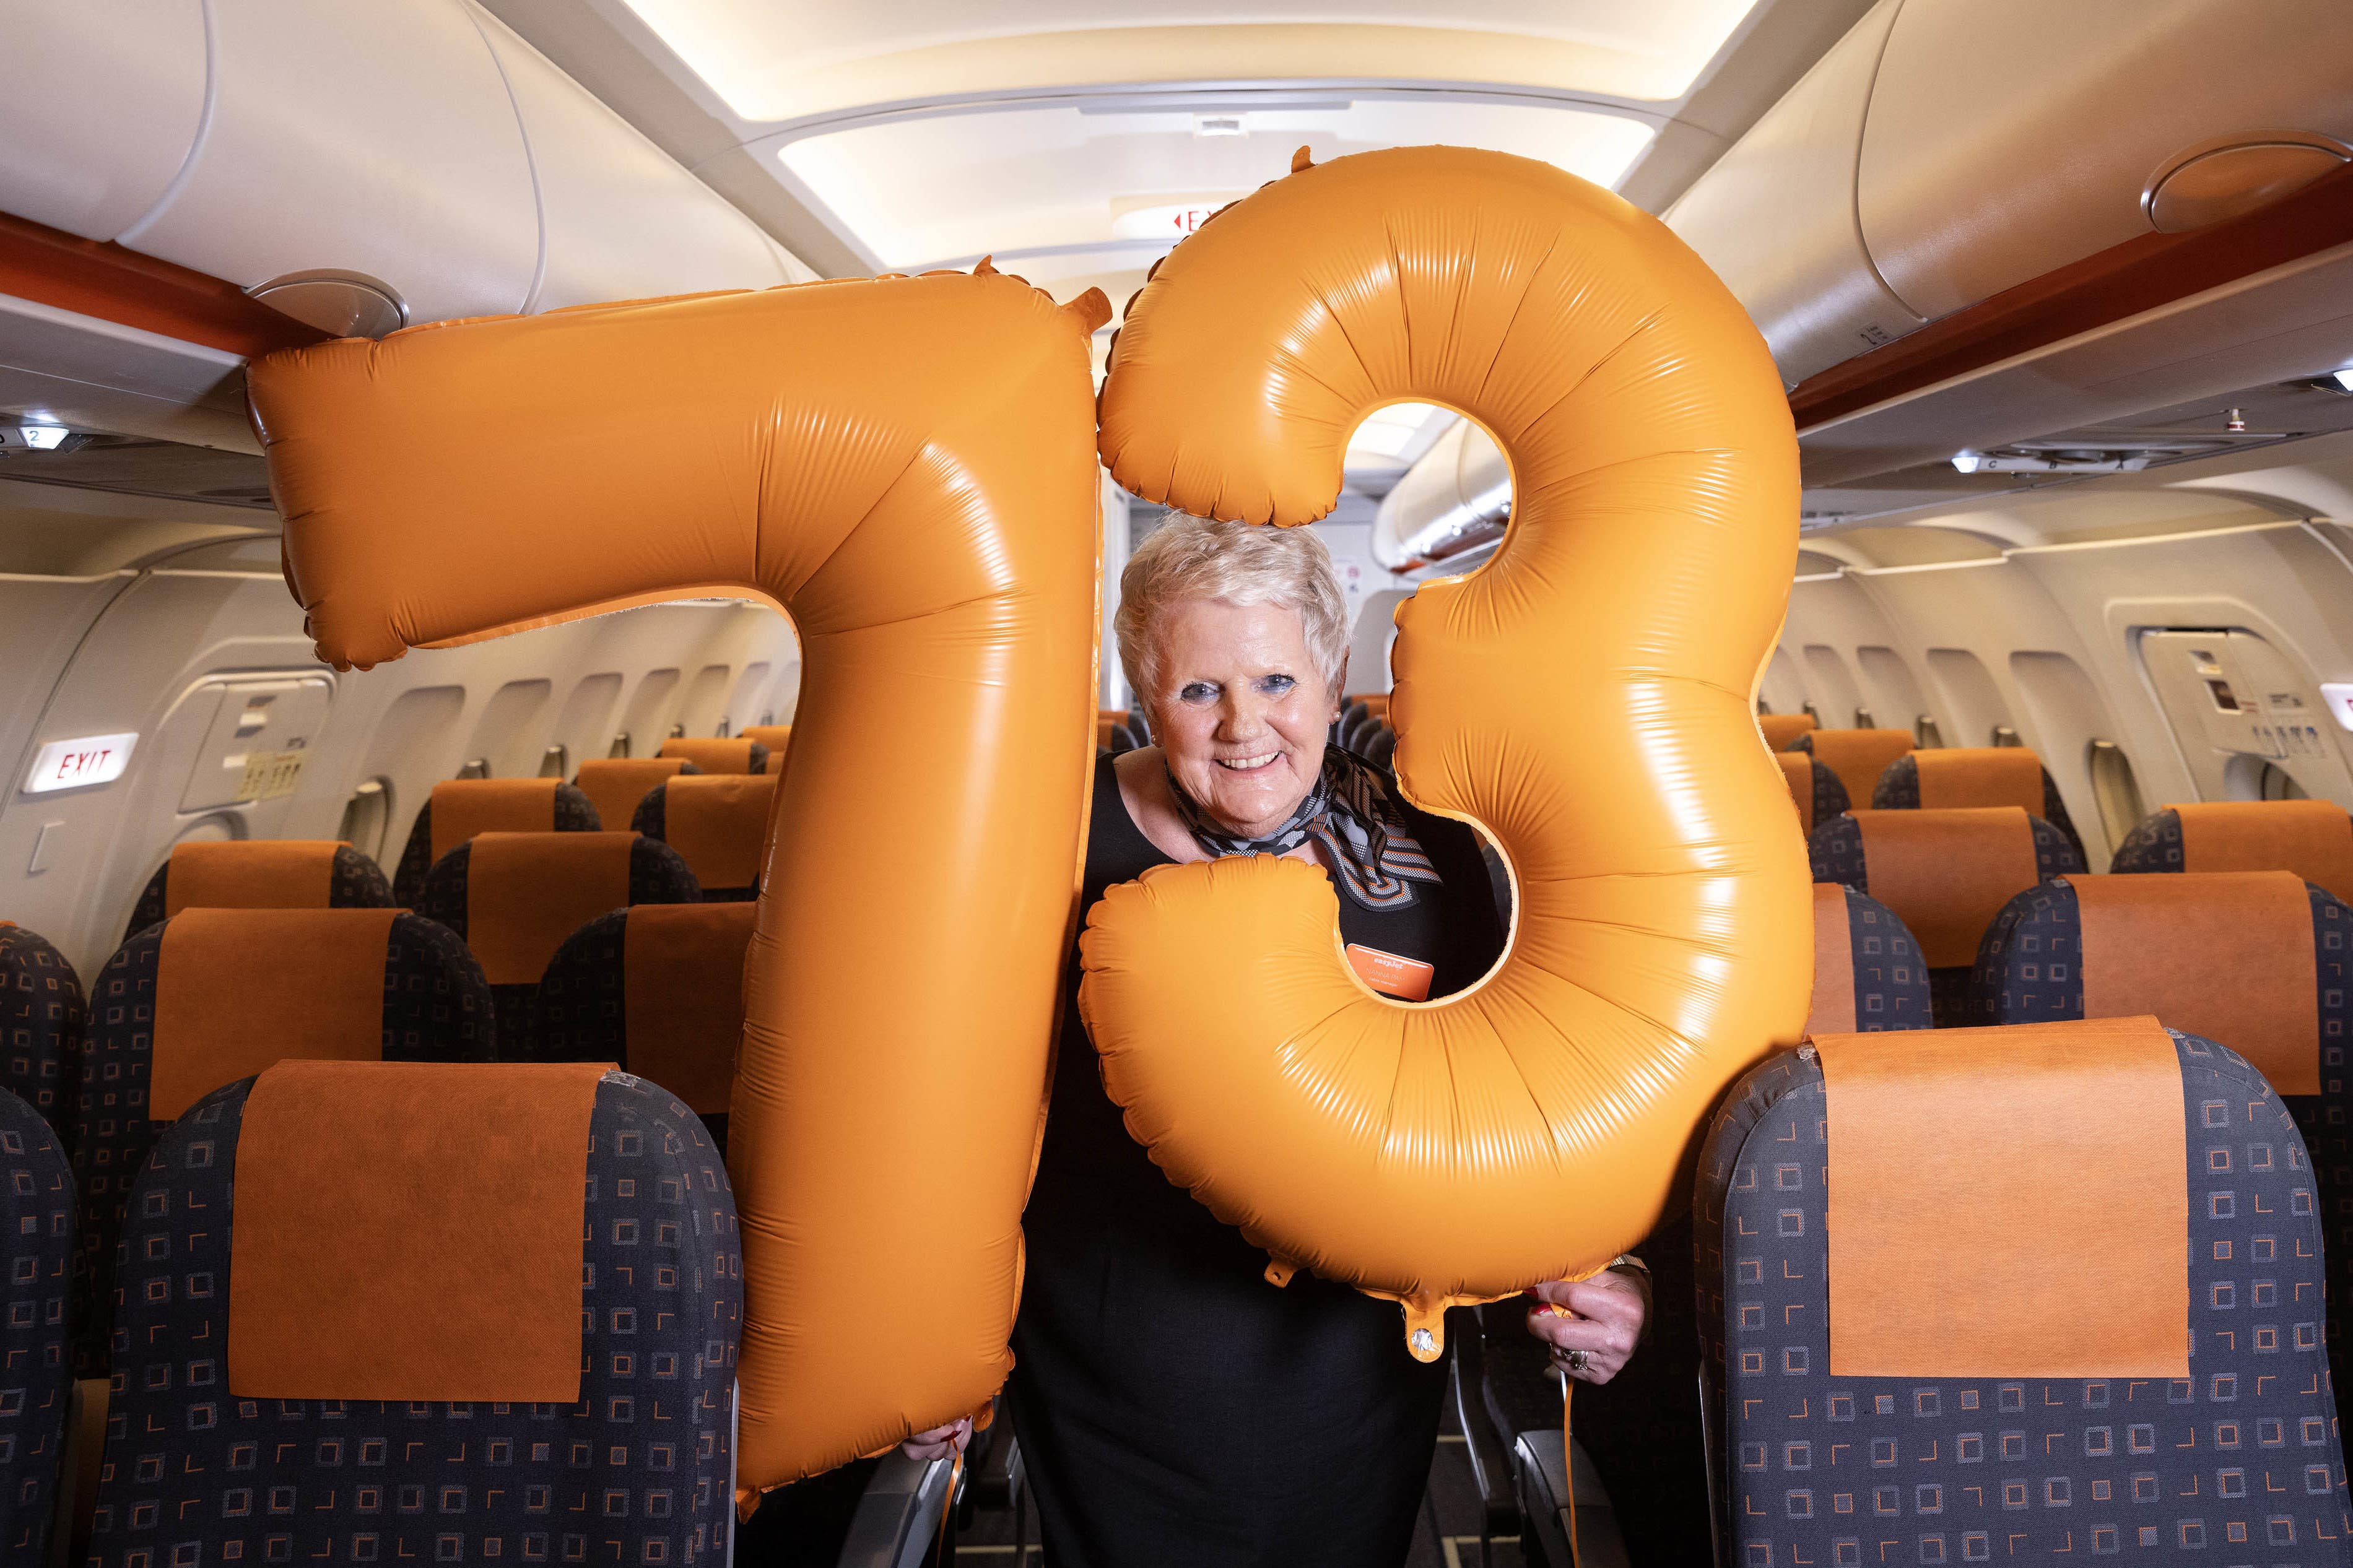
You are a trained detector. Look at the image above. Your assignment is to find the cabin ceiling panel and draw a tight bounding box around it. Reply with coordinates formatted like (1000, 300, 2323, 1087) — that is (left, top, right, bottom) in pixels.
(768, 97, 1656, 277)
(613, 0, 1767, 124)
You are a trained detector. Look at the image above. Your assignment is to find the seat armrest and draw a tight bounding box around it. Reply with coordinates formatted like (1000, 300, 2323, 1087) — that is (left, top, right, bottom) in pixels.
(1451, 1327, 1522, 1541)
(1513, 1430, 1632, 1568)
(835, 1452, 955, 1568)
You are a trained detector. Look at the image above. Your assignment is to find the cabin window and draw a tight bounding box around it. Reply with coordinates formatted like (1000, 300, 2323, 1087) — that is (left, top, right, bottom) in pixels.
(716, 721, 733, 738)
(1914, 715, 1943, 748)
(1853, 708, 1876, 728)
(456, 758, 491, 779)
(668, 722, 687, 740)
(2222, 755, 2312, 801)
(1990, 726, 2022, 748)
(609, 733, 631, 758)
(537, 745, 569, 778)
(337, 778, 393, 864)
(2086, 741, 2144, 854)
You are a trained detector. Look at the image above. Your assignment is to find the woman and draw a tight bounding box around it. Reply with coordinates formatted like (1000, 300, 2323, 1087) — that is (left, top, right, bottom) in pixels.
(911, 514, 1650, 1566)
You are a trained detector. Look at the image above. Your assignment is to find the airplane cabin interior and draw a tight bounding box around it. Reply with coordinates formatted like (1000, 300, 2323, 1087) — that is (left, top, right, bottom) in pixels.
(5, 2, 2353, 1565)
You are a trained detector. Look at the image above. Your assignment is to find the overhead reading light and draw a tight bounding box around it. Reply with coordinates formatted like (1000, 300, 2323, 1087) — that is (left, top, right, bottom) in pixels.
(2324, 368, 2353, 395)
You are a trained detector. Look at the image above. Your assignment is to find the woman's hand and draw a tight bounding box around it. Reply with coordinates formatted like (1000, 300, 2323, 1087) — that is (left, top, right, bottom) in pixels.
(1524, 1268, 1648, 1385)
(900, 1416, 974, 1462)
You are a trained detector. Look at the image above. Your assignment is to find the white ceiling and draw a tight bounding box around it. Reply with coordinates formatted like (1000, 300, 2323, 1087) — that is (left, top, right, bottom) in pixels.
(480, 0, 1876, 462)
(614, 0, 1768, 123)
(776, 98, 1658, 275)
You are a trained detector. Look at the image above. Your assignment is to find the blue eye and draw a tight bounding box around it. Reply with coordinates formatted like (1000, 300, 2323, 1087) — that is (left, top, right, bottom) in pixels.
(1180, 682, 1216, 703)
(1260, 675, 1295, 695)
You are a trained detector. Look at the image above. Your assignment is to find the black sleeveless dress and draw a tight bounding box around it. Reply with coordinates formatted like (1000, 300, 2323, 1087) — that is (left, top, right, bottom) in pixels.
(1009, 750, 1508, 1567)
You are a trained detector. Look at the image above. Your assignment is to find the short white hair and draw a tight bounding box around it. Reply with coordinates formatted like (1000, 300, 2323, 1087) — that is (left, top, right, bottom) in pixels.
(1114, 511, 1349, 701)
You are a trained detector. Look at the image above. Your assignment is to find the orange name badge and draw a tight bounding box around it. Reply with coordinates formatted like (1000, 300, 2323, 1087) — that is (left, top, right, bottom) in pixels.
(1346, 943, 1435, 1002)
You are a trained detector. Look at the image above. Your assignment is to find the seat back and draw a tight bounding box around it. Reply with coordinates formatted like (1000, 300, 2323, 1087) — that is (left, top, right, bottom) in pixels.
(1791, 728, 1913, 805)
(125, 840, 393, 945)
(658, 736, 768, 775)
(2112, 800, 2353, 903)
(1777, 752, 1850, 837)
(391, 778, 602, 904)
(0, 922, 83, 1139)
(1873, 747, 2086, 865)
(0, 1086, 69, 1562)
(89, 1062, 739, 1567)
(1810, 807, 2083, 1023)
(573, 757, 697, 840)
(1757, 712, 1816, 751)
(1702, 1018, 2353, 1567)
(72, 909, 490, 1374)
(1974, 870, 2353, 1427)
(530, 904, 757, 1149)
(739, 722, 792, 757)
(414, 833, 700, 1024)
(632, 774, 778, 901)
(1806, 883, 1932, 1034)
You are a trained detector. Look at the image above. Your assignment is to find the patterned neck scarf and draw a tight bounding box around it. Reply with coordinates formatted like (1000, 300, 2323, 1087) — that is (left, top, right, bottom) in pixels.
(1164, 744, 1442, 910)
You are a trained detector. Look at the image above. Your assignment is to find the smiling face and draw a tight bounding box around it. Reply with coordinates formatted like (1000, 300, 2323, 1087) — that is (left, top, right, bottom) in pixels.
(1144, 597, 1342, 839)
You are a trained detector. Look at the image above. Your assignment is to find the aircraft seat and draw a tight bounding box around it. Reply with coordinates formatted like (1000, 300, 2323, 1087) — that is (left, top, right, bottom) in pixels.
(413, 833, 698, 1029)
(1455, 884, 1932, 1566)
(2110, 800, 2353, 903)
(1701, 1018, 2353, 1566)
(572, 757, 698, 844)
(85, 1061, 739, 1567)
(632, 774, 778, 903)
(0, 1086, 69, 1563)
(1097, 709, 1138, 755)
(124, 839, 393, 945)
(71, 909, 492, 1375)
(1809, 807, 2083, 1024)
(0, 922, 84, 1140)
(391, 778, 602, 906)
(657, 736, 770, 775)
(740, 723, 793, 758)
(1778, 752, 1851, 837)
(1758, 712, 1816, 751)
(1790, 729, 1914, 809)
(528, 903, 754, 1150)
(1874, 747, 2086, 865)
(1970, 870, 2353, 1424)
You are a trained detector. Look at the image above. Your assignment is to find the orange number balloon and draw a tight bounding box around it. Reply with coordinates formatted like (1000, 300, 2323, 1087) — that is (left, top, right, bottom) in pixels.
(1084, 145, 1810, 1354)
(248, 274, 1107, 1485)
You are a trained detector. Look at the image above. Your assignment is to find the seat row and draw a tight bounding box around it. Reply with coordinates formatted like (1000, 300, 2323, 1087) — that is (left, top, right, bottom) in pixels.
(0, 1053, 737, 1566)
(1459, 863, 2353, 1563)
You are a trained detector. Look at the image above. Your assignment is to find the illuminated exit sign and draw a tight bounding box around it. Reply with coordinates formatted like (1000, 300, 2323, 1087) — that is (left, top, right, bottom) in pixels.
(1111, 203, 1223, 241)
(24, 732, 137, 793)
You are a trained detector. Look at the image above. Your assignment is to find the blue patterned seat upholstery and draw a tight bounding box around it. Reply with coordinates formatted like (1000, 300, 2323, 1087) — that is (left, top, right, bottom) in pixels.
(123, 846, 394, 946)
(0, 1086, 72, 1562)
(412, 837, 699, 1029)
(72, 913, 490, 1375)
(391, 782, 602, 906)
(0, 924, 83, 1143)
(526, 907, 752, 1151)
(1700, 1029, 2353, 1567)
(628, 782, 771, 904)
(1873, 752, 2087, 865)
(1970, 874, 2353, 1433)
(86, 1070, 739, 1568)
(1810, 813, 2082, 1026)
(1813, 885, 1933, 1033)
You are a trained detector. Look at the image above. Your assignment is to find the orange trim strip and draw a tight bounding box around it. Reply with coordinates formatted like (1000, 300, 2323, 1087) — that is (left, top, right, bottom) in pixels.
(0, 209, 328, 360)
(1788, 160, 2353, 430)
